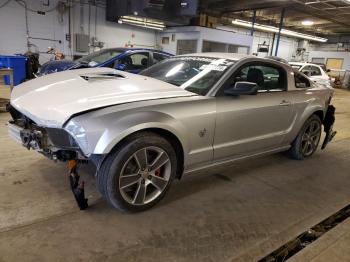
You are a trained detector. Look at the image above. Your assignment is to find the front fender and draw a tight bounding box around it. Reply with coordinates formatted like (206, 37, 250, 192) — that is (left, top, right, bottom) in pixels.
(78, 110, 188, 157)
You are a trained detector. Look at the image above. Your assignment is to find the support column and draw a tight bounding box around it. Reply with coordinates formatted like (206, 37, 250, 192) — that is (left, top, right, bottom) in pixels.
(251, 10, 256, 36)
(274, 8, 285, 56)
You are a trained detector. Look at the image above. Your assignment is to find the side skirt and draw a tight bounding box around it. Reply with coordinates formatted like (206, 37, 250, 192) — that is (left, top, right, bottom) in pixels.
(183, 145, 291, 176)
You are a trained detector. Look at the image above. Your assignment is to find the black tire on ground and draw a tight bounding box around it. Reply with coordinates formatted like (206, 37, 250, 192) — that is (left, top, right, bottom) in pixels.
(96, 131, 177, 212)
(288, 114, 322, 160)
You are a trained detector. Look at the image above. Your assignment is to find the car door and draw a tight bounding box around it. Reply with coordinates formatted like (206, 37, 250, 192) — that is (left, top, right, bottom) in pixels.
(213, 62, 295, 160)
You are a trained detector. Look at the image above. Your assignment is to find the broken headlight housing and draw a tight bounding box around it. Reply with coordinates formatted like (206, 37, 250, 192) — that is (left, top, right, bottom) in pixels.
(64, 120, 89, 155)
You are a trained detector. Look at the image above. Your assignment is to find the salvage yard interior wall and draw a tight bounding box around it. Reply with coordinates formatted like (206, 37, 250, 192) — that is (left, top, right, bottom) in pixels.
(156, 26, 253, 55)
(0, 0, 157, 64)
(233, 27, 299, 61)
(309, 51, 350, 70)
(0, 0, 330, 65)
(0, 0, 69, 64)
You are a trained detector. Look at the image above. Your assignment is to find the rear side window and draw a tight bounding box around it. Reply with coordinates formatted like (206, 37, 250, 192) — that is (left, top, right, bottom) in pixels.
(294, 72, 311, 88)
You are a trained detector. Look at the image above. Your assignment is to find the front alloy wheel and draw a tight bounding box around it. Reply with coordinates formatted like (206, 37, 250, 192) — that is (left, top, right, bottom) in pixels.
(119, 147, 171, 206)
(97, 132, 177, 212)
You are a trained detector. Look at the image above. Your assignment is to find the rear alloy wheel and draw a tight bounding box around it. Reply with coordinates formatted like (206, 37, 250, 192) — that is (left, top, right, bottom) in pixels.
(97, 132, 177, 212)
(288, 115, 322, 160)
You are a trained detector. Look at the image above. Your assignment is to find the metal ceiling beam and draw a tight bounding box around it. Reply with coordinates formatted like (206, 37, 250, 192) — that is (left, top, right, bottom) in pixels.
(292, 0, 350, 27)
(202, 0, 350, 35)
(206, 0, 291, 12)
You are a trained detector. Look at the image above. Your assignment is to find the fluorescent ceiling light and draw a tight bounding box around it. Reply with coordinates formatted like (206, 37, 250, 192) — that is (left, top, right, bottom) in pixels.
(118, 16, 165, 31)
(232, 19, 327, 42)
(302, 20, 314, 26)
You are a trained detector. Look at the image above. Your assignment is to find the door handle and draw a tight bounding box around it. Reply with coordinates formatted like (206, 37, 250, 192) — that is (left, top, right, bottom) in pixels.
(279, 100, 291, 106)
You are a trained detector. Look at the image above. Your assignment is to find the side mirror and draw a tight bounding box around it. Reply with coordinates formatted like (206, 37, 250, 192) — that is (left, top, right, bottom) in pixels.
(326, 69, 331, 73)
(116, 63, 127, 71)
(224, 82, 259, 96)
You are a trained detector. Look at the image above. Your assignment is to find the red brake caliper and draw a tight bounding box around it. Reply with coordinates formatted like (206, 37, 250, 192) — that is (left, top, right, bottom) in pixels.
(154, 168, 161, 177)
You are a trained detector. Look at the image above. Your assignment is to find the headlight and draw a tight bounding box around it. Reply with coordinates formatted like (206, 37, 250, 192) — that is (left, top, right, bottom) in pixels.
(64, 120, 89, 154)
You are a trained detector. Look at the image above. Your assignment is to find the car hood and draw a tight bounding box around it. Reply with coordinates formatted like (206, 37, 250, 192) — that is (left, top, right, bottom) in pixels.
(39, 60, 79, 75)
(11, 68, 194, 127)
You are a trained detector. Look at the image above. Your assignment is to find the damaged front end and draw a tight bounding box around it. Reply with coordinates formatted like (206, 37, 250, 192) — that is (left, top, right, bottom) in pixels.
(7, 104, 83, 162)
(321, 104, 337, 149)
(7, 104, 90, 209)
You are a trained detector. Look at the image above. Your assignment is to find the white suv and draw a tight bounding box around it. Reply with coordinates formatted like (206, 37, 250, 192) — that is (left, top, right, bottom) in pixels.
(289, 62, 331, 88)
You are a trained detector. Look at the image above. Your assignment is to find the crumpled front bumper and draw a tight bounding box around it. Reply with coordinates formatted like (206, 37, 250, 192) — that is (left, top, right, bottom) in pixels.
(321, 104, 336, 149)
(8, 119, 82, 161)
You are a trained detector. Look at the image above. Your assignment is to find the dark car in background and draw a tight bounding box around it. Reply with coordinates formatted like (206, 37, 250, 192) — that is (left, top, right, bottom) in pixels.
(38, 48, 173, 76)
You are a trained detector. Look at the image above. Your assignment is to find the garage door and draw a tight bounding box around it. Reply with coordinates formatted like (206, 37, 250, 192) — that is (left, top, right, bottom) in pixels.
(326, 58, 343, 70)
(177, 40, 197, 55)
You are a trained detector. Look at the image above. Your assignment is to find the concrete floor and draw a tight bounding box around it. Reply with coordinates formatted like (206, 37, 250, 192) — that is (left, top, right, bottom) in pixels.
(0, 87, 350, 262)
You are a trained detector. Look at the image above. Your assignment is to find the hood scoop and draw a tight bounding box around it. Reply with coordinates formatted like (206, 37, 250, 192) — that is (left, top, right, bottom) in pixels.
(80, 72, 126, 81)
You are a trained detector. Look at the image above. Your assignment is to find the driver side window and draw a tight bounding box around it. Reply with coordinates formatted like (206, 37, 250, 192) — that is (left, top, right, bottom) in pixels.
(220, 63, 287, 95)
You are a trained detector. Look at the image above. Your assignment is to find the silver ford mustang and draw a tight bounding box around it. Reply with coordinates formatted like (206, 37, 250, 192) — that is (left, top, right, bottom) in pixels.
(8, 53, 335, 212)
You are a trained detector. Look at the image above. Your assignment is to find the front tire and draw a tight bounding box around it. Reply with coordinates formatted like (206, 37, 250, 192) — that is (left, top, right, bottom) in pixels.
(97, 132, 177, 212)
(288, 115, 322, 160)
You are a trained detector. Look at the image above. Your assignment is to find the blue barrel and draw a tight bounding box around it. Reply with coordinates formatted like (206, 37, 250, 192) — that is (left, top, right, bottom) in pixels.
(0, 55, 27, 86)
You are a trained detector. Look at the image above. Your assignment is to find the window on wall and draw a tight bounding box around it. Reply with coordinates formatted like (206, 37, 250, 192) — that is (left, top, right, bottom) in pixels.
(202, 41, 227, 52)
(236, 46, 249, 54)
(162, 37, 170, 44)
(311, 57, 325, 64)
(202, 41, 249, 54)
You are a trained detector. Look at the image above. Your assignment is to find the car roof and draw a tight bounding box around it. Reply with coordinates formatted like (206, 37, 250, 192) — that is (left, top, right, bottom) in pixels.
(99, 48, 173, 56)
(289, 61, 320, 67)
(175, 52, 293, 69)
(177, 52, 256, 61)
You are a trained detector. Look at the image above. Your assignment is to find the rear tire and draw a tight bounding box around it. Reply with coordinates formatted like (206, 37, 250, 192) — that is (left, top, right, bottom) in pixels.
(288, 115, 322, 160)
(96, 132, 177, 212)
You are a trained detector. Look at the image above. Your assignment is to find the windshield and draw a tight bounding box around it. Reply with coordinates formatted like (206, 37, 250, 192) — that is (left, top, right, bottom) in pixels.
(76, 49, 123, 66)
(140, 56, 235, 95)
